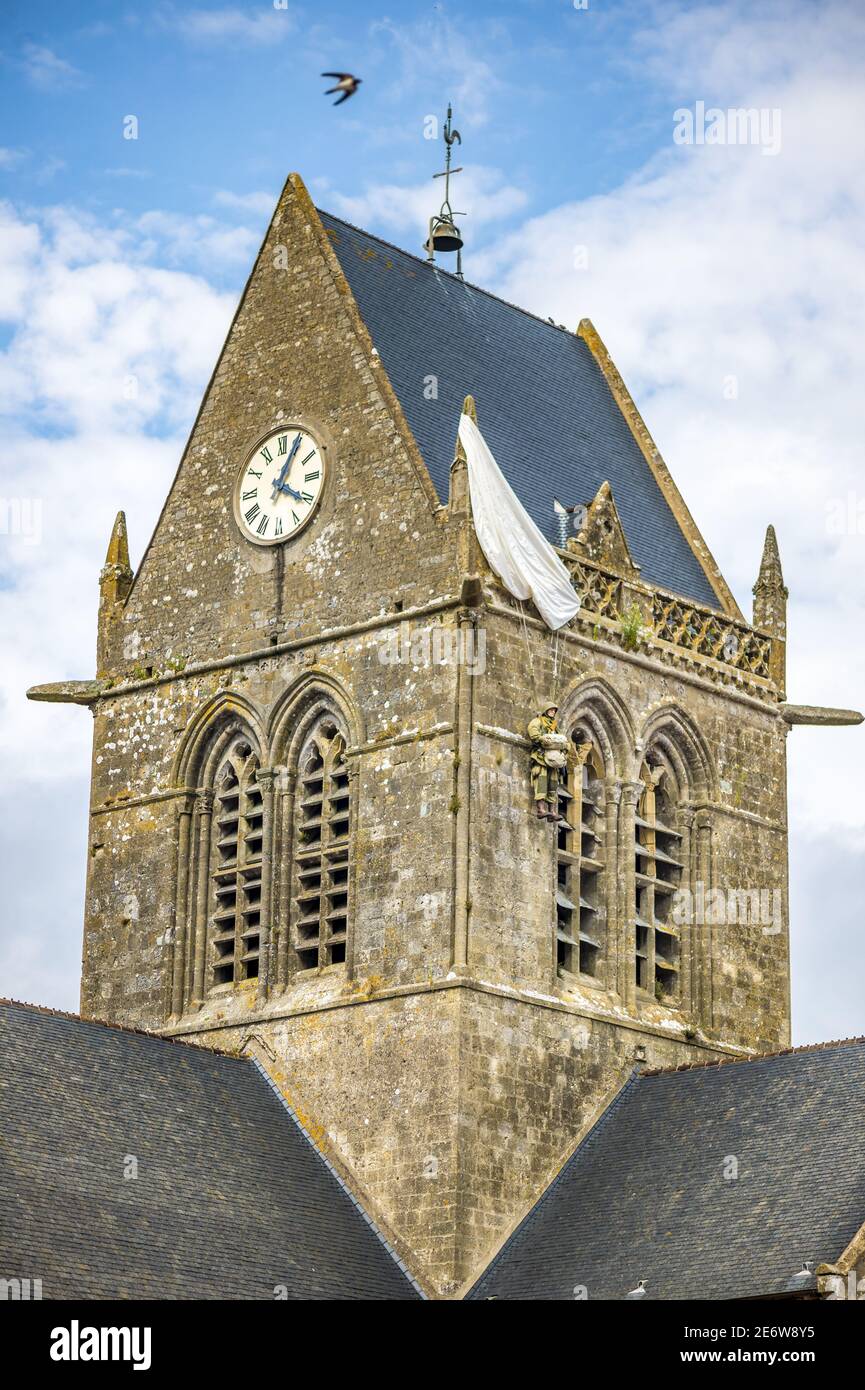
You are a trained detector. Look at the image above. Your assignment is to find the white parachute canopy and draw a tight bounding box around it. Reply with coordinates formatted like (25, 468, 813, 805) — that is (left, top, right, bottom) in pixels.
(458, 412, 581, 632)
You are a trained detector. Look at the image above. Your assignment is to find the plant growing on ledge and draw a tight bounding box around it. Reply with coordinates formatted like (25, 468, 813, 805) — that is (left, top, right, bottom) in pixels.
(618, 602, 645, 651)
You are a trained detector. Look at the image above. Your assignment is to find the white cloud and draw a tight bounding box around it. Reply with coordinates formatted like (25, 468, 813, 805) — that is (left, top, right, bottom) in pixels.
(1, 201, 260, 286)
(632, 0, 865, 94)
(135, 209, 259, 270)
(213, 189, 276, 216)
(0, 774, 86, 1013)
(104, 167, 152, 180)
(20, 43, 83, 91)
(325, 165, 527, 243)
(160, 5, 295, 46)
(0, 147, 27, 170)
(0, 203, 40, 316)
(371, 14, 505, 127)
(791, 827, 865, 1043)
(32, 156, 66, 184)
(0, 201, 235, 763)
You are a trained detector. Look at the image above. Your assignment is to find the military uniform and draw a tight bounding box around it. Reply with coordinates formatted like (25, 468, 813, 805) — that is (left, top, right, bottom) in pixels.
(528, 707, 561, 819)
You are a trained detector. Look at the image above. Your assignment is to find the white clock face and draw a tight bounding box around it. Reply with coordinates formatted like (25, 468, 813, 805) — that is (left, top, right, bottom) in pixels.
(234, 426, 325, 546)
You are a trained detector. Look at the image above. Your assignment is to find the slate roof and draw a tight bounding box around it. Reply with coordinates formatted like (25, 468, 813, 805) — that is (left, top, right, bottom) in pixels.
(468, 1039, 865, 1301)
(0, 1000, 421, 1300)
(319, 210, 720, 609)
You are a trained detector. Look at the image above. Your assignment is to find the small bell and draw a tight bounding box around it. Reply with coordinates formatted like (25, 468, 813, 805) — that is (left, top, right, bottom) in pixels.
(425, 216, 464, 255)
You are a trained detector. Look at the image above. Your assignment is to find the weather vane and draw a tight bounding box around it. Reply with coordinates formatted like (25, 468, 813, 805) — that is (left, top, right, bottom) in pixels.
(424, 104, 466, 278)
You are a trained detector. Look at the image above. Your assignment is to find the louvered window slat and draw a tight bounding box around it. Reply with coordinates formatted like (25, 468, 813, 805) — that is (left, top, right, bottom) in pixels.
(556, 736, 605, 981)
(292, 721, 352, 972)
(209, 741, 263, 988)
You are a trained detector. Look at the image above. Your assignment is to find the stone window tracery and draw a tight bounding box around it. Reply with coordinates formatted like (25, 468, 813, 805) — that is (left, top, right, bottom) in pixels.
(291, 718, 351, 971)
(209, 738, 263, 987)
(635, 753, 684, 1002)
(556, 732, 606, 980)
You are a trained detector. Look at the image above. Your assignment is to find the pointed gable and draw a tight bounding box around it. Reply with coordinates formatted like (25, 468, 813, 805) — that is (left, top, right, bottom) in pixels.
(119, 176, 446, 668)
(319, 210, 726, 610)
(568, 481, 640, 576)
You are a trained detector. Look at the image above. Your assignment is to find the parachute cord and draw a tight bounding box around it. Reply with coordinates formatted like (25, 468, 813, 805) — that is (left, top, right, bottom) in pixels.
(518, 602, 537, 707)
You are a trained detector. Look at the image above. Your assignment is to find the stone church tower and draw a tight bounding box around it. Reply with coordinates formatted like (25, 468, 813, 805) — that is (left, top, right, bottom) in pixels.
(32, 174, 809, 1296)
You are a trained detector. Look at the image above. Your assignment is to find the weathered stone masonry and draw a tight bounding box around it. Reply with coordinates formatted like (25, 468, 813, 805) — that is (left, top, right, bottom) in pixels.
(32, 175, 797, 1296)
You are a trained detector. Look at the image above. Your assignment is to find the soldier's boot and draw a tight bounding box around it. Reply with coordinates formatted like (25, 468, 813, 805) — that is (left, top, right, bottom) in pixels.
(535, 799, 550, 819)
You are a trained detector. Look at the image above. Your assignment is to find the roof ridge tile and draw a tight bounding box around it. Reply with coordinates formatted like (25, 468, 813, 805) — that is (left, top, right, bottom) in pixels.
(641, 1034, 865, 1078)
(0, 996, 232, 1056)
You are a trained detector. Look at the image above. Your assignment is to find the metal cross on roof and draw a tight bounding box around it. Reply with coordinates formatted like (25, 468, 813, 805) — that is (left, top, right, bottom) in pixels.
(424, 104, 466, 278)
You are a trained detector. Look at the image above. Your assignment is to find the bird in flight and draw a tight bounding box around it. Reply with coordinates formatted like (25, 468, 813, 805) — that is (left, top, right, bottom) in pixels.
(322, 73, 362, 105)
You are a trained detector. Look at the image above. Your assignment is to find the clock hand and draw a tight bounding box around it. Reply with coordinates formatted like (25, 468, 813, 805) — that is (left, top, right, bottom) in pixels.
(271, 432, 302, 502)
(275, 479, 303, 501)
(271, 462, 290, 501)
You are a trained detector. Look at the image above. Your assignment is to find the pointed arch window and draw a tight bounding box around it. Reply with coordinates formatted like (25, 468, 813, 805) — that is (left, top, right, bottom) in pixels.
(635, 754, 684, 1002)
(291, 718, 351, 971)
(210, 739, 264, 986)
(556, 731, 606, 980)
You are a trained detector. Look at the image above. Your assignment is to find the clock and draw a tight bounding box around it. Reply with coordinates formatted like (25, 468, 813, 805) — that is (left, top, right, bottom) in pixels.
(233, 425, 326, 546)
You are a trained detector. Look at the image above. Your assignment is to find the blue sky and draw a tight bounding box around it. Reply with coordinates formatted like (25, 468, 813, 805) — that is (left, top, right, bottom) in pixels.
(0, 0, 688, 247)
(2, 0, 865, 1043)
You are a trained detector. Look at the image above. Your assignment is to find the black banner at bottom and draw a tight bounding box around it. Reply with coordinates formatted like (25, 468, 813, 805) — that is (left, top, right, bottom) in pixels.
(3, 1295, 860, 1376)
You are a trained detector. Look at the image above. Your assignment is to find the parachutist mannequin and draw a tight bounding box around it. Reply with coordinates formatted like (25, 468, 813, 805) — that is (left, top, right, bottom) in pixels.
(528, 702, 566, 822)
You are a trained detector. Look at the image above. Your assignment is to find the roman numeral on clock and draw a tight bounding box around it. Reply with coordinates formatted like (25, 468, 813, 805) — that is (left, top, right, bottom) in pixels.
(240, 431, 322, 544)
